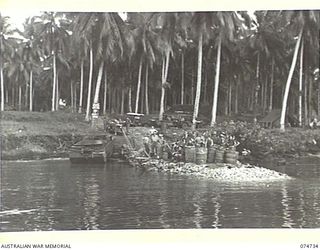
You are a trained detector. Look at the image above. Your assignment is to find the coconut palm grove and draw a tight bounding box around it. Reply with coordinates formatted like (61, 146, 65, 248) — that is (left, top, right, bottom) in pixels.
(2, 10, 320, 234)
(0, 11, 319, 129)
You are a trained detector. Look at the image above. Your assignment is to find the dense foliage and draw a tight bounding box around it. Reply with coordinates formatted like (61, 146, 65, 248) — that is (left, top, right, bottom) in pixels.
(0, 11, 319, 129)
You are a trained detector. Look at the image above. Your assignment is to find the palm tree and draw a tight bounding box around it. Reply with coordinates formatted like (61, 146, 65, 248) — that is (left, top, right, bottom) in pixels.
(78, 59, 84, 113)
(8, 43, 37, 111)
(155, 13, 178, 122)
(245, 11, 284, 122)
(209, 12, 246, 126)
(210, 34, 222, 126)
(134, 58, 143, 113)
(36, 12, 70, 112)
(92, 13, 124, 123)
(126, 13, 159, 114)
(186, 12, 217, 129)
(0, 13, 15, 111)
(19, 17, 43, 111)
(73, 13, 96, 121)
(280, 10, 319, 130)
(86, 42, 94, 121)
(190, 15, 204, 129)
(69, 30, 88, 114)
(73, 13, 125, 122)
(279, 25, 302, 131)
(298, 40, 304, 126)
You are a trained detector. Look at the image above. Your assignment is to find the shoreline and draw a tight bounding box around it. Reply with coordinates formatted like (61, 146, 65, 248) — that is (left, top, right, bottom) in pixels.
(2, 129, 320, 162)
(2, 111, 320, 164)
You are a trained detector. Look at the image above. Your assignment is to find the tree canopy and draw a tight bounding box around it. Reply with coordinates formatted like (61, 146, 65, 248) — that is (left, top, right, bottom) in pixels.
(0, 11, 319, 129)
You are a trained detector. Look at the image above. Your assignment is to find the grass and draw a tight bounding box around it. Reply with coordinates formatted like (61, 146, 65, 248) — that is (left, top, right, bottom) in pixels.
(1, 110, 92, 136)
(1, 111, 96, 160)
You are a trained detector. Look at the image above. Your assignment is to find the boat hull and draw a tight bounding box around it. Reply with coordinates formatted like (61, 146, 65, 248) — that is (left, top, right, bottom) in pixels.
(69, 138, 113, 164)
(69, 155, 107, 164)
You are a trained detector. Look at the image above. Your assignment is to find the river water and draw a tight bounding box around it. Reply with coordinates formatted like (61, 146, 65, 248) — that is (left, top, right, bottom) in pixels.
(0, 157, 319, 231)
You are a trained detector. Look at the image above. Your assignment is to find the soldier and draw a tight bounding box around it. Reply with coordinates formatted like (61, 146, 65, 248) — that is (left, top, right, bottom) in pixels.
(125, 116, 131, 133)
(143, 136, 150, 156)
(158, 134, 165, 158)
(150, 130, 160, 157)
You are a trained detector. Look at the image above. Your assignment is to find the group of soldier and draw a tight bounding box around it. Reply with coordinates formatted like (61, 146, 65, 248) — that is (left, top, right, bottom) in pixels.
(142, 127, 166, 158)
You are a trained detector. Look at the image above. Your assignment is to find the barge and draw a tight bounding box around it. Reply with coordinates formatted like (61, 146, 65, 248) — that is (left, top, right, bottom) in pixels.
(69, 136, 114, 164)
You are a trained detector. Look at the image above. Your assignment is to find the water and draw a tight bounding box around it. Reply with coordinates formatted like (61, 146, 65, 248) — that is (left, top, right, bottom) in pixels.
(0, 157, 320, 231)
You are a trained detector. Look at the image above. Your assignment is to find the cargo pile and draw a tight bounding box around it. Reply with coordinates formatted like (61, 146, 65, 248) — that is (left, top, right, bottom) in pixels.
(123, 128, 291, 182)
(133, 159, 291, 182)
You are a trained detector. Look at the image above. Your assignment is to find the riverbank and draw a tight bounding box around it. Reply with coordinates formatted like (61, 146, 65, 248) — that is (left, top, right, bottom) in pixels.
(1, 111, 320, 162)
(1, 111, 92, 160)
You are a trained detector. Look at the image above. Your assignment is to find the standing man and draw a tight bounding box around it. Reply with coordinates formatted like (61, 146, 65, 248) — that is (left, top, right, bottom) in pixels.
(150, 130, 160, 158)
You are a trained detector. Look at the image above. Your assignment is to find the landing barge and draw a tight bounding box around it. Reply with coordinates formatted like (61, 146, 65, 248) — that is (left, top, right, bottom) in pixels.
(69, 136, 114, 163)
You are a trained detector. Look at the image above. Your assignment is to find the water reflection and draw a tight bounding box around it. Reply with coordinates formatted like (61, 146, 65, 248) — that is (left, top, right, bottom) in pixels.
(158, 191, 170, 229)
(193, 202, 202, 228)
(211, 194, 221, 228)
(82, 177, 100, 229)
(1, 158, 320, 230)
(298, 186, 306, 228)
(281, 182, 294, 228)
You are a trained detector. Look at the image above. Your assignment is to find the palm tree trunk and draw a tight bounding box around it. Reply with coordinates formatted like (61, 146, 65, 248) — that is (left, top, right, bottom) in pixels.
(85, 45, 94, 121)
(235, 78, 239, 114)
(249, 87, 254, 111)
(191, 69, 194, 104)
(228, 81, 232, 115)
(304, 70, 308, 126)
(269, 57, 274, 112)
(121, 88, 125, 115)
(318, 77, 320, 118)
(103, 72, 107, 115)
(52, 51, 56, 111)
(224, 92, 228, 116)
(18, 85, 22, 111)
(93, 61, 105, 105)
(5, 88, 8, 105)
(318, 81, 320, 118)
(74, 82, 77, 113)
(159, 58, 166, 121)
(117, 89, 121, 113)
(145, 63, 149, 115)
(55, 72, 59, 111)
(71, 81, 74, 112)
(298, 40, 304, 126)
(0, 65, 4, 111)
(181, 52, 184, 105)
(29, 70, 33, 111)
(204, 72, 208, 104)
(159, 49, 170, 121)
(308, 66, 313, 122)
(78, 60, 84, 113)
(210, 36, 222, 127)
(141, 79, 144, 114)
(24, 84, 27, 110)
(253, 52, 260, 123)
(128, 85, 132, 113)
(92, 60, 105, 123)
(192, 33, 203, 130)
(11, 86, 15, 107)
(280, 28, 303, 131)
(135, 58, 143, 113)
(109, 86, 112, 113)
(263, 74, 268, 114)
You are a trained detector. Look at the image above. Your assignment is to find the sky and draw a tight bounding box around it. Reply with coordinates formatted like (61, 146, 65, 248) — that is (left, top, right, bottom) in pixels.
(2, 11, 127, 31)
(2, 10, 40, 30)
